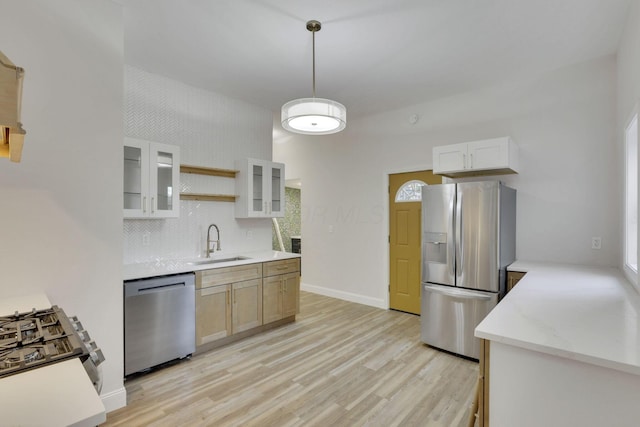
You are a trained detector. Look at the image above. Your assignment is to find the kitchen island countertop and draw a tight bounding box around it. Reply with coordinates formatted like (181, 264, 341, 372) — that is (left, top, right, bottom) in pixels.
(476, 261, 640, 375)
(0, 293, 106, 427)
(124, 250, 301, 281)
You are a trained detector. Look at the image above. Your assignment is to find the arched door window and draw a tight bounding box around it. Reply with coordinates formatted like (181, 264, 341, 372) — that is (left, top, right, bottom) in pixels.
(394, 180, 427, 202)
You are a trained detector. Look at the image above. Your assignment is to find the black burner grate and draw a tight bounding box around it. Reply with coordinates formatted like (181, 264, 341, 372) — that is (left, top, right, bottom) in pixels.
(0, 306, 86, 378)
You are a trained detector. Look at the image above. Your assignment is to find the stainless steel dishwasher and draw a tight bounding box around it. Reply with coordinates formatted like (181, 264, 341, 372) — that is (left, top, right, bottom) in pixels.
(124, 272, 195, 376)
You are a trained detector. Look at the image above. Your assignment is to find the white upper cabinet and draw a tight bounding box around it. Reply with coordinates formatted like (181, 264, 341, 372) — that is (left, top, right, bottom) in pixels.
(433, 137, 518, 178)
(235, 158, 285, 218)
(124, 137, 180, 219)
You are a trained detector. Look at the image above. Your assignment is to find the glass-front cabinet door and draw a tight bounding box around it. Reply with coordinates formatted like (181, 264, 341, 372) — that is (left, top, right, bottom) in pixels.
(124, 137, 180, 219)
(149, 143, 180, 218)
(269, 163, 285, 217)
(251, 161, 265, 215)
(236, 158, 285, 218)
(123, 139, 149, 218)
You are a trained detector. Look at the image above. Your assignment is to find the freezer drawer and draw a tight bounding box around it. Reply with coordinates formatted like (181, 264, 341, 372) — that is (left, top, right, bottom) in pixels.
(420, 283, 498, 359)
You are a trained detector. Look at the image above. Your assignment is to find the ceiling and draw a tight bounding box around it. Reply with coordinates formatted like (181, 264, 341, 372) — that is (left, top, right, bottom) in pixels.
(119, 0, 632, 118)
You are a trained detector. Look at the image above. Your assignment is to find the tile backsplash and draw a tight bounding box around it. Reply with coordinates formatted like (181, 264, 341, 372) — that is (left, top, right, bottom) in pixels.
(123, 66, 274, 264)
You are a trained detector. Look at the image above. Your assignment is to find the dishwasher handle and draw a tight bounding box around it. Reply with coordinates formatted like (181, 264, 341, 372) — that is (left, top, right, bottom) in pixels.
(124, 273, 195, 297)
(423, 284, 493, 301)
(136, 282, 187, 294)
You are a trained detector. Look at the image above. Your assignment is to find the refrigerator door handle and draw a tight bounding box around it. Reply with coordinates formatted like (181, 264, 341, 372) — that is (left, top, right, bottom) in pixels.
(455, 190, 463, 279)
(448, 194, 456, 280)
(424, 284, 493, 300)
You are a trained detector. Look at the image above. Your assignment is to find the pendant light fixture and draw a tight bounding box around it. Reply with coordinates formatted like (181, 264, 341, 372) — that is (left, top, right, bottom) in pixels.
(281, 20, 346, 135)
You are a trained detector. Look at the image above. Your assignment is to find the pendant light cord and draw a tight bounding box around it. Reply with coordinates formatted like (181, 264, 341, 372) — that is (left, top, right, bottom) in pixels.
(312, 28, 316, 99)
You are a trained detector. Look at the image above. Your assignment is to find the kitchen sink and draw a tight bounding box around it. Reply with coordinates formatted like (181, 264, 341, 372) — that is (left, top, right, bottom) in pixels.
(187, 256, 251, 265)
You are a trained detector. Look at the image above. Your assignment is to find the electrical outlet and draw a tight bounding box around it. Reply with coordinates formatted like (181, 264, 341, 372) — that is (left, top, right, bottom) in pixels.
(246, 230, 253, 239)
(142, 232, 150, 246)
(591, 237, 601, 250)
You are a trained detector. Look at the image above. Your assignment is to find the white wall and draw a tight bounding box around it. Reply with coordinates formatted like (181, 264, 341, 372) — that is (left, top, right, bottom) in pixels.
(618, 0, 640, 292)
(123, 66, 275, 263)
(0, 0, 125, 410)
(275, 56, 619, 307)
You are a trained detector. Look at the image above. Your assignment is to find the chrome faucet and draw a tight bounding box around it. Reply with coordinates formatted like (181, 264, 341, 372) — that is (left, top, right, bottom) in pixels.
(206, 224, 221, 257)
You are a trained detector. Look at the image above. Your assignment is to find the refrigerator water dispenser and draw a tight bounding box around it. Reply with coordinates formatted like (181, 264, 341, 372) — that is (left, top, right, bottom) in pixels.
(423, 232, 447, 264)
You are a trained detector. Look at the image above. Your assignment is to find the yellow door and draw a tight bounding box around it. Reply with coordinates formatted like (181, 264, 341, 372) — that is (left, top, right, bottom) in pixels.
(389, 171, 442, 314)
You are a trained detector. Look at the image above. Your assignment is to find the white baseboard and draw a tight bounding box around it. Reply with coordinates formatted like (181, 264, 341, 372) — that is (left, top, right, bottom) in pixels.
(101, 386, 127, 412)
(301, 282, 386, 309)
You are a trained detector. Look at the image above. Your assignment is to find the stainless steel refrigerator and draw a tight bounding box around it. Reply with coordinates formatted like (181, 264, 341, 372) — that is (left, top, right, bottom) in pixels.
(420, 180, 516, 359)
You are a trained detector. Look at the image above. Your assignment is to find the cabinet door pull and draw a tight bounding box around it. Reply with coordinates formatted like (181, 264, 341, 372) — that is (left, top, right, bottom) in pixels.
(143, 196, 147, 213)
(151, 197, 155, 213)
(470, 153, 473, 168)
(463, 153, 466, 169)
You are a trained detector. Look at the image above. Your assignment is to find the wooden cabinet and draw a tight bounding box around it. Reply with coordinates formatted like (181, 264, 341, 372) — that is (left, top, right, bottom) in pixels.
(124, 137, 180, 218)
(195, 283, 231, 345)
(433, 136, 518, 178)
(232, 279, 262, 333)
(478, 339, 490, 427)
(195, 257, 301, 351)
(262, 259, 301, 324)
(507, 271, 526, 292)
(235, 158, 285, 218)
(195, 263, 263, 347)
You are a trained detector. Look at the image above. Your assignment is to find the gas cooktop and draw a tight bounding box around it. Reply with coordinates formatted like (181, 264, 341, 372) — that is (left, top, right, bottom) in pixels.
(0, 306, 86, 378)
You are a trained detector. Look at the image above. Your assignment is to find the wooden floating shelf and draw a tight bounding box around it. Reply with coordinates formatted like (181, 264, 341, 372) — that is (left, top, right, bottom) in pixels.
(180, 193, 237, 202)
(180, 164, 238, 178)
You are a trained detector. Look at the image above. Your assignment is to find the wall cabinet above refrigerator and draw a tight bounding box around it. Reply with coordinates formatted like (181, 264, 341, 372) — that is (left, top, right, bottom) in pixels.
(433, 136, 518, 178)
(235, 158, 285, 218)
(124, 137, 180, 219)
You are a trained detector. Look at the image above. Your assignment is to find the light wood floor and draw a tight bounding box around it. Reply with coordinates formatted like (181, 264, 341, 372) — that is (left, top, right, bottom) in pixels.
(105, 291, 478, 427)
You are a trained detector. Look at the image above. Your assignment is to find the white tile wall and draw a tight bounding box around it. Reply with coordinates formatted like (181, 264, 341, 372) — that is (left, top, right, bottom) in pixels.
(124, 66, 274, 263)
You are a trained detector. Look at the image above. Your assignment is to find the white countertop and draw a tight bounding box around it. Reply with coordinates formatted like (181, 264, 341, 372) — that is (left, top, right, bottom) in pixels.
(0, 293, 106, 426)
(123, 250, 301, 281)
(0, 359, 106, 427)
(476, 261, 640, 375)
